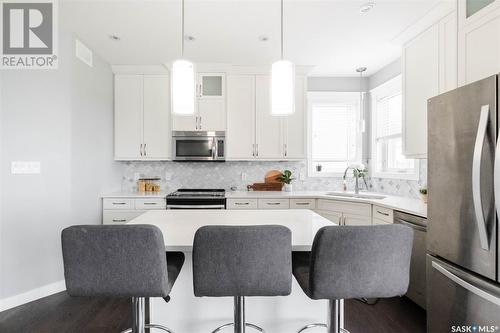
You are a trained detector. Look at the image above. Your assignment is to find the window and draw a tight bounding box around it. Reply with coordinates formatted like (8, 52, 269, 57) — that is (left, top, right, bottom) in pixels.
(308, 92, 362, 176)
(371, 76, 419, 179)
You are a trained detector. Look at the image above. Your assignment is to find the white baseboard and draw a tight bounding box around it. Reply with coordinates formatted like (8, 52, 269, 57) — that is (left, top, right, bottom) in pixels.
(0, 280, 66, 312)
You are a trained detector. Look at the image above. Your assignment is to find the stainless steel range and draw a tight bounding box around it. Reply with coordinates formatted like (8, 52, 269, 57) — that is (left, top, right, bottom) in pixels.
(166, 189, 226, 209)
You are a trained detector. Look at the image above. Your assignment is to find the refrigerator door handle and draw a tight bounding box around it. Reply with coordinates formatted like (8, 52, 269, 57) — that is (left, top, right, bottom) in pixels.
(432, 261, 500, 306)
(495, 117, 500, 223)
(472, 105, 490, 250)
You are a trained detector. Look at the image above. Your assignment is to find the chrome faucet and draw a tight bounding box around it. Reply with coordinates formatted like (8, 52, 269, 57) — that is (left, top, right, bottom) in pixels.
(343, 166, 368, 195)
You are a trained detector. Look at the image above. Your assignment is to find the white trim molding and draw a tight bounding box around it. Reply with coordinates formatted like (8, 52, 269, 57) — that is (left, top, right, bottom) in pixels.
(0, 280, 66, 312)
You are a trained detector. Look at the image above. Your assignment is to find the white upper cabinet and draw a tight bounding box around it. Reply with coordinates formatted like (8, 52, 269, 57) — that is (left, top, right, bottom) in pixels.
(226, 74, 306, 161)
(255, 75, 283, 159)
(403, 24, 440, 158)
(458, 1, 500, 85)
(115, 75, 144, 160)
(283, 76, 306, 159)
(143, 76, 171, 159)
(114, 74, 171, 160)
(172, 72, 226, 131)
(226, 75, 256, 159)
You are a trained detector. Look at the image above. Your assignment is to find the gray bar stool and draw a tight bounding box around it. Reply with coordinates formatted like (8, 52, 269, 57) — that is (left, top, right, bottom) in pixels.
(192, 225, 292, 333)
(61, 225, 185, 333)
(292, 224, 413, 333)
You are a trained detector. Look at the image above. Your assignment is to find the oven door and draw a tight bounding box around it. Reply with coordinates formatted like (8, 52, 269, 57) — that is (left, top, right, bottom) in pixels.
(166, 198, 226, 209)
(173, 136, 215, 161)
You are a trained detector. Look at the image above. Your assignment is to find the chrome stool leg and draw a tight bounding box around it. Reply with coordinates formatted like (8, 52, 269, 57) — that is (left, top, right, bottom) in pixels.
(210, 297, 265, 333)
(121, 297, 176, 333)
(297, 300, 349, 333)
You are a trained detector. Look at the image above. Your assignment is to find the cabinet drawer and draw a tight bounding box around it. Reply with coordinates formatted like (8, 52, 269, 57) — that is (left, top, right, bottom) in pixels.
(373, 218, 391, 225)
(290, 198, 316, 209)
(372, 205, 393, 223)
(226, 199, 258, 210)
(317, 199, 371, 217)
(135, 198, 166, 210)
(258, 198, 290, 209)
(103, 198, 134, 210)
(103, 210, 144, 224)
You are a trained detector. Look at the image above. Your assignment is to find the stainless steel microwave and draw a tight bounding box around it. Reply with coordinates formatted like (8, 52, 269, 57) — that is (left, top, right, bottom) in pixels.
(172, 131, 225, 161)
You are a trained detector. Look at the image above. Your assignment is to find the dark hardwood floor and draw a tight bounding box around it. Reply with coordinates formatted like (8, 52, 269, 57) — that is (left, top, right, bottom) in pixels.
(0, 292, 426, 333)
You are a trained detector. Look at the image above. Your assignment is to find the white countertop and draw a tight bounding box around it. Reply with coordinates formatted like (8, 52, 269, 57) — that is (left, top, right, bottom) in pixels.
(128, 209, 333, 251)
(101, 191, 168, 198)
(226, 191, 427, 218)
(102, 190, 426, 218)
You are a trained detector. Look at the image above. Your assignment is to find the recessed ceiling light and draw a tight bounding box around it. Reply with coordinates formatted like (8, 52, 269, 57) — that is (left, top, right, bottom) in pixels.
(259, 35, 269, 42)
(359, 2, 375, 14)
(184, 35, 196, 41)
(108, 34, 121, 41)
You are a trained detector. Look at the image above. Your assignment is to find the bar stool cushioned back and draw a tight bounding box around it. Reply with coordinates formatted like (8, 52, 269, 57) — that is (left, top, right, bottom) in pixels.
(193, 225, 292, 297)
(62, 224, 170, 297)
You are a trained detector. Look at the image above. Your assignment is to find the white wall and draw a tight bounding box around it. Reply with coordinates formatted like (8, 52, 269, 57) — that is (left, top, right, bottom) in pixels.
(308, 76, 368, 92)
(368, 58, 401, 90)
(0, 8, 121, 306)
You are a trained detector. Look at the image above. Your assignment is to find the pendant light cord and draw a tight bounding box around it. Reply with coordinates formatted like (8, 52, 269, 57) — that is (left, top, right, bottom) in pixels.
(181, 0, 185, 58)
(281, 0, 284, 60)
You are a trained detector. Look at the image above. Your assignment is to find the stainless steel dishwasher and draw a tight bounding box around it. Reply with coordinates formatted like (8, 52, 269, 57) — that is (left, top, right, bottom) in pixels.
(394, 210, 427, 309)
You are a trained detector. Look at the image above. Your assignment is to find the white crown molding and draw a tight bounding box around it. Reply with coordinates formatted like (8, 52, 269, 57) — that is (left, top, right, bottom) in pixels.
(0, 280, 66, 312)
(111, 65, 169, 75)
(391, 1, 456, 46)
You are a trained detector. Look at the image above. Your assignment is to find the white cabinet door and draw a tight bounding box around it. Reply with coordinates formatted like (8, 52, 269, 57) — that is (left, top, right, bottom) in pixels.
(115, 75, 143, 160)
(343, 213, 372, 226)
(143, 75, 171, 160)
(199, 73, 225, 99)
(283, 76, 306, 159)
(439, 12, 458, 93)
(403, 24, 439, 158)
(459, 7, 500, 84)
(172, 114, 197, 131)
(255, 75, 283, 159)
(315, 210, 342, 224)
(226, 75, 256, 159)
(198, 99, 226, 131)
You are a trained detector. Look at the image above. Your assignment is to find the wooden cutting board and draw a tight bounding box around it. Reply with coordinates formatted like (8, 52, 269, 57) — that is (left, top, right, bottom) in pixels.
(265, 170, 283, 183)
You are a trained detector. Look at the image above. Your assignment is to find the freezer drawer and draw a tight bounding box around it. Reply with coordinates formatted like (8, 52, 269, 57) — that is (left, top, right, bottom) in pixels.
(427, 255, 500, 332)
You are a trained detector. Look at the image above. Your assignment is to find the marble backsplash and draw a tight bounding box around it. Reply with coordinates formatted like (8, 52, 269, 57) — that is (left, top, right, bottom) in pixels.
(120, 159, 427, 199)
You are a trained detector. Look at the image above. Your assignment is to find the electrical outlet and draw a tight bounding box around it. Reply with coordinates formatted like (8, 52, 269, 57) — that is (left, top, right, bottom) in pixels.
(299, 171, 306, 181)
(241, 172, 247, 181)
(165, 172, 172, 181)
(11, 161, 41, 174)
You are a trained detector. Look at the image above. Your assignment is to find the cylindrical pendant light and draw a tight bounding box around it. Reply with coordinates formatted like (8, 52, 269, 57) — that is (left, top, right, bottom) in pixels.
(172, 0, 195, 115)
(271, 0, 295, 116)
(357, 67, 367, 132)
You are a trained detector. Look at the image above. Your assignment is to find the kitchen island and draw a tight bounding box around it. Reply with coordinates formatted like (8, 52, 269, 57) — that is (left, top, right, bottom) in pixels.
(127, 209, 335, 333)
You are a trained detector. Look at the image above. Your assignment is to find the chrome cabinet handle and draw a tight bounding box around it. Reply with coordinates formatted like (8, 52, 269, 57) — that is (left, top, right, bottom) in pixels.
(112, 202, 127, 205)
(432, 261, 500, 306)
(112, 219, 127, 222)
(252, 144, 255, 157)
(266, 202, 282, 205)
(376, 210, 389, 216)
(343, 216, 347, 225)
(140, 144, 143, 156)
(472, 105, 490, 250)
(143, 202, 157, 205)
(256, 144, 259, 157)
(199, 116, 202, 130)
(235, 202, 250, 205)
(295, 202, 310, 206)
(144, 143, 147, 156)
(284, 143, 287, 157)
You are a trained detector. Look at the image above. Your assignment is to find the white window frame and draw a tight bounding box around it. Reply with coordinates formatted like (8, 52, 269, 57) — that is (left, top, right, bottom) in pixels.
(307, 91, 363, 177)
(370, 76, 419, 180)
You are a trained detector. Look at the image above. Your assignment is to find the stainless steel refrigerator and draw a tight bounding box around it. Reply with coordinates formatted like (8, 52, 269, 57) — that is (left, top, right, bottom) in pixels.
(427, 74, 500, 332)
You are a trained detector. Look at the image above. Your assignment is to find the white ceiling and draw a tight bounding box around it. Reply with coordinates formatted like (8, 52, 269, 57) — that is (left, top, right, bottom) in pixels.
(61, 0, 445, 76)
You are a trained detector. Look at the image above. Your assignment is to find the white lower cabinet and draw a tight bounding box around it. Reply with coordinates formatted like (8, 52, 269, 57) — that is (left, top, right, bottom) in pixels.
(290, 198, 316, 209)
(102, 197, 166, 224)
(316, 199, 372, 225)
(258, 198, 290, 209)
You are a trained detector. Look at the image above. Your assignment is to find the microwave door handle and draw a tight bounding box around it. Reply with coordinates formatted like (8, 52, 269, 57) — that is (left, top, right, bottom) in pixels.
(495, 116, 500, 225)
(212, 138, 217, 159)
(472, 105, 490, 251)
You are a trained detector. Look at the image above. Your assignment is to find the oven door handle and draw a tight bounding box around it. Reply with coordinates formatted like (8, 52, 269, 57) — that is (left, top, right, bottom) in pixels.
(167, 205, 225, 209)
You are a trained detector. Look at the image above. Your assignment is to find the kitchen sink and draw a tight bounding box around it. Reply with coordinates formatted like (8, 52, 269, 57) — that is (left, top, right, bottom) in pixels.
(325, 192, 386, 200)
